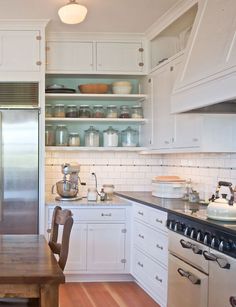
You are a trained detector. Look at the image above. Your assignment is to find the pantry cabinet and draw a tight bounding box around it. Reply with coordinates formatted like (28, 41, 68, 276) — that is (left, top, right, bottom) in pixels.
(46, 41, 94, 72)
(132, 202, 168, 307)
(46, 205, 130, 275)
(171, 0, 236, 112)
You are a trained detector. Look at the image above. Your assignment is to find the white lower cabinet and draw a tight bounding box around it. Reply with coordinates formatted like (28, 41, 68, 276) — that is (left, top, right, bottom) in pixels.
(46, 206, 129, 275)
(131, 202, 168, 307)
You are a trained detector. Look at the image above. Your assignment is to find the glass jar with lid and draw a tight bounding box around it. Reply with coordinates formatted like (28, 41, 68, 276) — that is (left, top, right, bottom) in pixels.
(131, 105, 143, 118)
(79, 105, 91, 118)
(68, 133, 80, 146)
(54, 104, 65, 118)
(45, 104, 53, 118)
(45, 124, 55, 146)
(84, 126, 100, 147)
(66, 105, 78, 118)
(93, 105, 105, 118)
(106, 105, 118, 118)
(121, 126, 139, 147)
(55, 124, 69, 146)
(103, 126, 119, 147)
(119, 105, 130, 118)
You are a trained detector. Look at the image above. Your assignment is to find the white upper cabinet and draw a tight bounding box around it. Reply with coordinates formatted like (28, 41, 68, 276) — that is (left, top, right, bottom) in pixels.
(46, 41, 94, 73)
(172, 0, 236, 112)
(0, 30, 41, 72)
(96, 42, 144, 73)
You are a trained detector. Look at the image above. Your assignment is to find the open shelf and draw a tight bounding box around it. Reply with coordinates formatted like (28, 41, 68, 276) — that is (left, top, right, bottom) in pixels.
(45, 93, 147, 101)
(45, 117, 147, 124)
(46, 146, 147, 152)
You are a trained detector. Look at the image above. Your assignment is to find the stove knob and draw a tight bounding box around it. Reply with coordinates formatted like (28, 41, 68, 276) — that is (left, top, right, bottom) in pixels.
(203, 233, 211, 245)
(219, 240, 232, 253)
(211, 236, 220, 249)
(174, 222, 184, 232)
(184, 226, 190, 236)
(190, 228, 196, 239)
(197, 230, 203, 242)
(166, 219, 173, 230)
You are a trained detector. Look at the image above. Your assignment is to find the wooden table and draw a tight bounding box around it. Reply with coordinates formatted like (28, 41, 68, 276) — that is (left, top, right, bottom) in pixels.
(0, 235, 65, 307)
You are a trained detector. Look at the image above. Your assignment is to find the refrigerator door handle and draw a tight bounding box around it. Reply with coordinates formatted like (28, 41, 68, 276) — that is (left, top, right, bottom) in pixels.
(0, 111, 2, 221)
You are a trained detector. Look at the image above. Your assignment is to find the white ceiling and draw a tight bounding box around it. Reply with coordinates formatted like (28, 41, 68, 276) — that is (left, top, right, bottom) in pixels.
(0, 0, 178, 33)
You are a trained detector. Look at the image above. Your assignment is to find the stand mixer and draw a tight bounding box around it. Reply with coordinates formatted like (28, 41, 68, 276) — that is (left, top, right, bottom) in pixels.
(52, 163, 85, 201)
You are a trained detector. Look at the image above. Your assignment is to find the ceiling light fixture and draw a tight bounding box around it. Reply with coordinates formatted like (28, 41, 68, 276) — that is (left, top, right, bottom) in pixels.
(58, 0, 87, 25)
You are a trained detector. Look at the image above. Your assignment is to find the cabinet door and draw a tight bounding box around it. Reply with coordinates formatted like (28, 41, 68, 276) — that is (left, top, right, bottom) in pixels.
(174, 114, 201, 148)
(177, 0, 236, 88)
(0, 30, 40, 72)
(96, 42, 144, 73)
(87, 223, 126, 272)
(63, 223, 87, 273)
(46, 41, 94, 72)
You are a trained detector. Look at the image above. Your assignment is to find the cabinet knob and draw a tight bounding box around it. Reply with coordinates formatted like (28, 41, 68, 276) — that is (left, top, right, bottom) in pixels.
(192, 138, 198, 142)
(138, 47, 144, 52)
(36, 61, 42, 66)
(139, 62, 144, 67)
(170, 66, 174, 71)
(36, 35, 42, 41)
(45, 46, 50, 51)
(164, 141, 169, 144)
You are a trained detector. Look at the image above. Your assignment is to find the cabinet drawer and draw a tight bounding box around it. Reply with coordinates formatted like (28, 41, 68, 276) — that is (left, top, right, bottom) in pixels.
(133, 204, 149, 223)
(133, 249, 167, 302)
(134, 222, 168, 266)
(148, 208, 167, 233)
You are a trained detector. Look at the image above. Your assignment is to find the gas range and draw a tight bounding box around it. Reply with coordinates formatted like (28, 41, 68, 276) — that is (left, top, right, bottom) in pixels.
(167, 208, 236, 259)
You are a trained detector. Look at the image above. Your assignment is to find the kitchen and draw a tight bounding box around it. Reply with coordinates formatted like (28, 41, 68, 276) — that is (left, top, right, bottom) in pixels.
(0, 0, 236, 306)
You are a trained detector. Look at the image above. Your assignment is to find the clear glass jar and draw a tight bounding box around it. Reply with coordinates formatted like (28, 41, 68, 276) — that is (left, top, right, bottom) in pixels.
(45, 124, 55, 146)
(103, 184, 115, 200)
(106, 105, 118, 118)
(68, 133, 80, 146)
(66, 105, 78, 118)
(54, 104, 65, 118)
(103, 126, 119, 147)
(119, 105, 130, 118)
(79, 105, 91, 118)
(55, 124, 69, 146)
(131, 105, 143, 118)
(121, 126, 139, 147)
(45, 104, 53, 118)
(93, 105, 105, 118)
(84, 126, 100, 147)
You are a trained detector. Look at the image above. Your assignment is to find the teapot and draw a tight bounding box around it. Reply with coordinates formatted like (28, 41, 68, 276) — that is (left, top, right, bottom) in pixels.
(207, 181, 236, 221)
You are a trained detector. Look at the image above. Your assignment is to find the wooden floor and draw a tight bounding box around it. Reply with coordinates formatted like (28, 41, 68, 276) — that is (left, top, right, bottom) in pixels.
(60, 282, 160, 307)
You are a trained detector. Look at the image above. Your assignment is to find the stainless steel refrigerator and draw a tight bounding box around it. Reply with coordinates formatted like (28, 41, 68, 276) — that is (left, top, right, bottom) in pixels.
(0, 107, 39, 234)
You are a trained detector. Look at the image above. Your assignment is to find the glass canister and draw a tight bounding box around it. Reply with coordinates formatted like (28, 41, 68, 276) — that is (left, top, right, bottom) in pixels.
(103, 126, 119, 147)
(79, 105, 91, 118)
(68, 133, 80, 146)
(45, 104, 53, 118)
(66, 105, 78, 118)
(93, 105, 105, 118)
(106, 105, 118, 118)
(45, 124, 55, 146)
(121, 126, 139, 147)
(131, 105, 143, 118)
(54, 104, 65, 118)
(119, 105, 130, 118)
(55, 124, 69, 146)
(84, 126, 100, 147)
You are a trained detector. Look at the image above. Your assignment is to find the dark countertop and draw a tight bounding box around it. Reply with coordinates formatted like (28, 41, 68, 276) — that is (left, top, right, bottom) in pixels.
(116, 191, 236, 235)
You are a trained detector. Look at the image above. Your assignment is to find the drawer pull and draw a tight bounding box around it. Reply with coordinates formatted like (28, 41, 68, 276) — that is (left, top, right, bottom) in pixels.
(155, 275, 162, 283)
(138, 234, 144, 239)
(138, 261, 143, 268)
(156, 218, 163, 224)
(230, 296, 236, 307)
(177, 268, 201, 285)
(138, 211, 144, 216)
(156, 243, 163, 250)
(101, 213, 112, 217)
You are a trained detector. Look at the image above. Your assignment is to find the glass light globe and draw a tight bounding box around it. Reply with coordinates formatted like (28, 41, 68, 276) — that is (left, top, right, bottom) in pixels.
(58, 1, 87, 24)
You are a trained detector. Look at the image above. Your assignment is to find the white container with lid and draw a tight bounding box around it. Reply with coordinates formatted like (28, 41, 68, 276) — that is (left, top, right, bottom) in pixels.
(152, 176, 186, 198)
(103, 126, 119, 147)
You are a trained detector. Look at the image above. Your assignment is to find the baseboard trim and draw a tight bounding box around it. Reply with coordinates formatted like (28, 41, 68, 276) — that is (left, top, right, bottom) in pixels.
(65, 273, 134, 282)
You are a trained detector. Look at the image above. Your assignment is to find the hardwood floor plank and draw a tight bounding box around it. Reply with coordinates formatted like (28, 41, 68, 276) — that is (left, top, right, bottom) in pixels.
(59, 282, 160, 307)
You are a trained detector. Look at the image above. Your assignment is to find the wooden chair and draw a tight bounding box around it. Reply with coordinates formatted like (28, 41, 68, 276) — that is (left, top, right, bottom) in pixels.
(48, 205, 74, 271)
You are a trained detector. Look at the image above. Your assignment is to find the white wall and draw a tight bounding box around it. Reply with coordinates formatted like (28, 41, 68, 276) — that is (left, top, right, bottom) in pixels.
(45, 151, 236, 201)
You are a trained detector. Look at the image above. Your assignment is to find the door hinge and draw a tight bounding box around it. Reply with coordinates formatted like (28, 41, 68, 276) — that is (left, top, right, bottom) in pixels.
(121, 229, 127, 233)
(36, 35, 42, 40)
(121, 259, 126, 263)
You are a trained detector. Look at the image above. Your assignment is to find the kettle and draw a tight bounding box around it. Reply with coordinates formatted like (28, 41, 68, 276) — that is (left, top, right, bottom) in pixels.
(207, 181, 236, 221)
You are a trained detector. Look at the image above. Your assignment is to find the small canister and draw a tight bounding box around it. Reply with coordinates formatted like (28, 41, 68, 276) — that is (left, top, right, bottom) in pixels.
(121, 126, 139, 147)
(45, 104, 53, 118)
(54, 104, 65, 118)
(103, 126, 119, 147)
(79, 105, 91, 118)
(119, 105, 130, 118)
(93, 105, 105, 118)
(68, 133, 80, 146)
(103, 184, 115, 200)
(55, 124, 68, 146)
(131, 105, 143, 118)
(106, 105, 118, 118)
(66, 105, 78, 118)
(84, 126, 100, 147)
(45, 124, 55, 146)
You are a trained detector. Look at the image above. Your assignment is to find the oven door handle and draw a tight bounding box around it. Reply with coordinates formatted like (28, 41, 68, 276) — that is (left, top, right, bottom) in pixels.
(203, 251, 230, 269)
(177, 268, 201, 285)
(180, 239, 202, 255)
(180, 239, 192, 249)
(230, 296, 236, 307)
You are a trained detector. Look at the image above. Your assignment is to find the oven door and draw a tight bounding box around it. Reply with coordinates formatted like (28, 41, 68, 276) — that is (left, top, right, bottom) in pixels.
(205, 249, 236, 307)
(168, 253, 208, 307)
